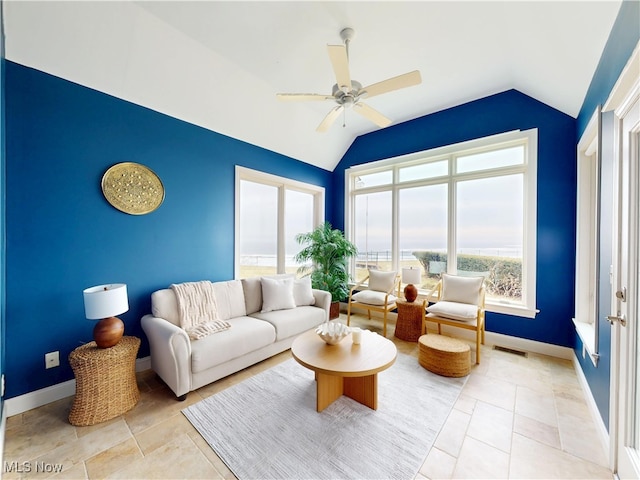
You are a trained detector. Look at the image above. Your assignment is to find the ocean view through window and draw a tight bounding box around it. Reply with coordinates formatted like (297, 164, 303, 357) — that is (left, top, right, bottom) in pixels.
(346, 130, 538, 318)
(235, 167, 324, 279)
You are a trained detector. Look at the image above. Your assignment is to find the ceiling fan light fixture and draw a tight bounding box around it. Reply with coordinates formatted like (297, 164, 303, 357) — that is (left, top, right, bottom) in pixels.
(342, 96, 355, 108)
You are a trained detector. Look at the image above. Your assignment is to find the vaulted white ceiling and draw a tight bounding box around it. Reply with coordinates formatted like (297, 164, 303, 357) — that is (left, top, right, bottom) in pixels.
(4, 1, 622, 171)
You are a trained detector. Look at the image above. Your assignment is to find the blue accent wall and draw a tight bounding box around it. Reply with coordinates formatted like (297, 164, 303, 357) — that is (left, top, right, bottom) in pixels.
(574, 0, 640, 430)
(4, 62, 332, 398)
(333, 89, 577, 347)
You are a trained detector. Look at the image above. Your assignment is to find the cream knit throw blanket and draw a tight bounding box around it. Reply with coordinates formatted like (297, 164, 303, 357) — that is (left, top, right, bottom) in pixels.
(171, 281, 231, 340)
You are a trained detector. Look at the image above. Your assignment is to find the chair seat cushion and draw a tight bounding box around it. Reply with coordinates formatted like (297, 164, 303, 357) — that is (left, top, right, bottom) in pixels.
(352, 290, 397, 306)
(427, 301, 477, 321)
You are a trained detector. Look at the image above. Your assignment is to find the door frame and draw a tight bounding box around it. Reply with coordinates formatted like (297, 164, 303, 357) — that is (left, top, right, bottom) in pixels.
(603, 42, 640, 479)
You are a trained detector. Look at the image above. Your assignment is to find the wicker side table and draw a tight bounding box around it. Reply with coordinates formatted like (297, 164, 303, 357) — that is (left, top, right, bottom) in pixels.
(69, 336, 140, 426)
(394, 299, 426, 341)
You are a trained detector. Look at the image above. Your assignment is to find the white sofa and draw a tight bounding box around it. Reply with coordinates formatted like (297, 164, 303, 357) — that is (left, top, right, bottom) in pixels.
(141, 276, 331, 400)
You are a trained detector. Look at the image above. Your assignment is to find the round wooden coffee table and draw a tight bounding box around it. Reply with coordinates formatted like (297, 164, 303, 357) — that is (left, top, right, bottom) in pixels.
(291, 328, 397, 412)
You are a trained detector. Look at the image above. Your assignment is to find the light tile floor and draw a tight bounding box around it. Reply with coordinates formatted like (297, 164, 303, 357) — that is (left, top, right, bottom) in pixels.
(4, 313, 612, 479)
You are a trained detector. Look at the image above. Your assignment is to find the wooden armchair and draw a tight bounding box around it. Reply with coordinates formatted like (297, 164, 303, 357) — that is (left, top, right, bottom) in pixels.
(423, 273, 486, 364)
(347, 270, 400, 337)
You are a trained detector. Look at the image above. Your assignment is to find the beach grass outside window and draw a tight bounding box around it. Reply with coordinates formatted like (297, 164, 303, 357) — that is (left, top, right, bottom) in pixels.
(346, 129, 538, 318)
(235, 166, 324, 279)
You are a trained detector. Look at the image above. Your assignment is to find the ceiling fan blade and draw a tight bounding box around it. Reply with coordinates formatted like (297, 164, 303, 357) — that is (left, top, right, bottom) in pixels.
(317, 105, 344, 133)
(327, 44, 352, 91)
(276, 93, 334, 102)
(353, 102, 392, 128)
(361, 70, 422, 99)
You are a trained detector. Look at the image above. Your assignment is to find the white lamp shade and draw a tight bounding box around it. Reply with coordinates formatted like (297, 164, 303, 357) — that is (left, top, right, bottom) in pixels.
(402, 267, 421, 285)
(83, 283, 129, 320)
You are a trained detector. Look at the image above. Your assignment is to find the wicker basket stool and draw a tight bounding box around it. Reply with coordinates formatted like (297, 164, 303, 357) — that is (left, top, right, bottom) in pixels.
(69, 336, 141, 426)
(394, 299, 425, 342)
(418, 334, 470, 377)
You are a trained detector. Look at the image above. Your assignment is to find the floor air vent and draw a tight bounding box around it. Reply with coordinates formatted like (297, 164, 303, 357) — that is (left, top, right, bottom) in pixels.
(493, 345, 528, 357)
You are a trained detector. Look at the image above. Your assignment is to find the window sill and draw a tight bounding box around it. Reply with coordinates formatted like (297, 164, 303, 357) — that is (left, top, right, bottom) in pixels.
(572, 318, 599, 367)
(485, 302, 538, 319)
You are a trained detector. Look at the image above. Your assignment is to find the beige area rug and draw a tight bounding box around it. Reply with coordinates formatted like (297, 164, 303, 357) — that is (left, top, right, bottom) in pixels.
(183, 353, 467, 480)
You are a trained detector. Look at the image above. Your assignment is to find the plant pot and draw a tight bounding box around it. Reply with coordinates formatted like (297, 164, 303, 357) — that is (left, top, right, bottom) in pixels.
(329, 301, 340, 320)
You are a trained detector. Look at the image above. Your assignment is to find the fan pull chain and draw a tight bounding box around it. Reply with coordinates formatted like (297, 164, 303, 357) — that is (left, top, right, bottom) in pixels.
(343, 108, 347, 128)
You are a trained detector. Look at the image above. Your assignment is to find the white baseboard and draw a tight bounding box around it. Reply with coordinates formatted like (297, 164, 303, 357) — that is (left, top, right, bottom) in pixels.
(0, 402, 6, 472)
(474, 329, 574, 360)
(4, 356, 151, 417)
(572, 353, 611, 466)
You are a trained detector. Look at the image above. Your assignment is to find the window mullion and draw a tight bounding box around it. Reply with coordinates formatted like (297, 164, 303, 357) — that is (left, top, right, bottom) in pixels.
(448, 158, 457, 274)
(277, 186, 286, 274)
(392, 169, 399, 274)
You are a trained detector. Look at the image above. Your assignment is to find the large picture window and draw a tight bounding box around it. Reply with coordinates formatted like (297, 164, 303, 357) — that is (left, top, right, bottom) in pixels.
(235, 167, 324, 278)
(346, 130, 538, 317)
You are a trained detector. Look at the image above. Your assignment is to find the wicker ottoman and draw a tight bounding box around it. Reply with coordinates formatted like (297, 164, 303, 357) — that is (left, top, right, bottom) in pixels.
(418, 334, 470, 377)
(69, 336, 141, 426)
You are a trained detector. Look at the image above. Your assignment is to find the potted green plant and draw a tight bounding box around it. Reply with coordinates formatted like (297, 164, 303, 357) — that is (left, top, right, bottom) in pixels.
(295, 222, 358, 319)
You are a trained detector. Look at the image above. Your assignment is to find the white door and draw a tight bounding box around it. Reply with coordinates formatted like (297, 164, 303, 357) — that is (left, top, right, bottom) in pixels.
(611, 90, 640, 479)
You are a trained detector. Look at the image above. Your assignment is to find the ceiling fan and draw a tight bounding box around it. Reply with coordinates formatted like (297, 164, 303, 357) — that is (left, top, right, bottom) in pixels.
(276, 27, 422, 133)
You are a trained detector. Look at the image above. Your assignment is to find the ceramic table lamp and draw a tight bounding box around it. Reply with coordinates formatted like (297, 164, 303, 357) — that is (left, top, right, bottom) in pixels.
(401, 267, 421, 302)
(83, 283, 129, 348)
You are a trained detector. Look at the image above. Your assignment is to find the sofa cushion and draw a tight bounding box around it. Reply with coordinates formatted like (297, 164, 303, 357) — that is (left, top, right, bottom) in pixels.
(261, 276, 296, 312)
(190, 316, 276, 374)
(151, 289, 180, 326)
(293, 276, 316, 306)
(250, 305, 326, 341)
(212, 280, 247, 320)
(241, 277, 263, 315)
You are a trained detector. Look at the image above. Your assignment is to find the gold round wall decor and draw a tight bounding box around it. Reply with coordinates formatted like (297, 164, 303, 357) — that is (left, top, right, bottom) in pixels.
(101, 162, 165, 215)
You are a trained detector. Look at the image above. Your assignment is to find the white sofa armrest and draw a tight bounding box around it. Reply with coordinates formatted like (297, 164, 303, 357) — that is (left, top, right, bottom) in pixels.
(141, 314, 192, 399)
(312, 289, 331, 322)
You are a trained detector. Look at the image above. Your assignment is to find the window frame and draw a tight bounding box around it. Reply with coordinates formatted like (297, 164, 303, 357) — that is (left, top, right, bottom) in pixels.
(345, 129, 538, 318)
(573, 107, 602, 366)
(235, 166, 325, 278)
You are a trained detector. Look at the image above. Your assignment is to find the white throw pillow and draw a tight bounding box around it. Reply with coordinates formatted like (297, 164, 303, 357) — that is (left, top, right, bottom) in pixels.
(352, 290, 397, 306)
(427, 301, 478, 321)
(293, 276, 316, 306)
(212, 280, 247, 320)
(368, 270, 397, 293)
(261, 276, 296, 313)
(440, 273, 483, 305)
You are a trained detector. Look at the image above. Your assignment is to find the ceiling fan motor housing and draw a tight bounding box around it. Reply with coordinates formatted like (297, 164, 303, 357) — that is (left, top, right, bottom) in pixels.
(332, 80, 362, 107)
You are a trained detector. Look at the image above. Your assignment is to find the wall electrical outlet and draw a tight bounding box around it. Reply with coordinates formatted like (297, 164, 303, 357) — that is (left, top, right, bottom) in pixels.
(45, 351, 60, 369)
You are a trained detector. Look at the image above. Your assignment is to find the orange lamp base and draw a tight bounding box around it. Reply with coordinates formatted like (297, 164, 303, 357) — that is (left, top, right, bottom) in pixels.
(93, 316, 125, 348)
(404, 284, 418, 302)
